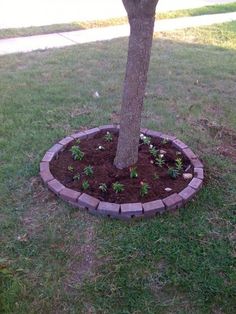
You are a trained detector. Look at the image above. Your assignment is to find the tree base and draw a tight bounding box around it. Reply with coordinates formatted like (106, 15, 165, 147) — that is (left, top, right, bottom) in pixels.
(40, 125, 204, 220)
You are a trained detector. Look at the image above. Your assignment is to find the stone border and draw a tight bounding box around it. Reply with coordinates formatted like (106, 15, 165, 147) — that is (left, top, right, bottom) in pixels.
(40, 125, 204, 220)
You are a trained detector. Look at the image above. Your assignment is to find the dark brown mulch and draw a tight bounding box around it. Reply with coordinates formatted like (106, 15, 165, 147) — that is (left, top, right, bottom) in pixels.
(50, 131, 193, 203)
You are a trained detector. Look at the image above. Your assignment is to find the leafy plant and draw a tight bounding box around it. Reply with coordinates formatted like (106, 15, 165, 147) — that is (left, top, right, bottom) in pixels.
(73, 173, 80, 181)
(140, 134, 151, 145)
(153, 172, 159, 180)
(67, 165, 74, 172)
(149, 145, 158, 158)
(104, 131, 113, 142)
(83, 165, 94, 177)
(167, 167, 180, 179)
(112, 182, 124, 194)
(75, 139, 81, 145)
(140, 182, 150, 197)
(175, 158, 183, 172)
(70, 145, 85, 161)
(129, 167, 138, 179)
(99, 183, 108, 193)
(82, 180, 90, 190)
(155, 154, 165, 167)
(161, 138, 169, 145)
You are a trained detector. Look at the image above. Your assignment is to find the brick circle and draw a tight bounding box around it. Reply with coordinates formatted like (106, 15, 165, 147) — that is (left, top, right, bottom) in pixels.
(40, 125, 204, 220)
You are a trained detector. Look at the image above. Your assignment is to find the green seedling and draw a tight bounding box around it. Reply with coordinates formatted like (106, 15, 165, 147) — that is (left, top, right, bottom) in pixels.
(140, 182, 150, 198)
(112, 182, 124, 194)
(153, 172, 159, 180)
(155, 155, 165, 167)
(161, 138, 169, 145)
(104, 131, 113, 142)
(175, 158, 183, 172)
(149, 145, 158, 158)
(129, 167, 138, 179)
(83, 165, 94, 177)
(67, 165, 74, 172)
(73, 173, 80, 181)
(167, 167, 180, 179)
(82, 180, 90, 190)
(99, 183, 108, 193)
(70, 145, 85, 161)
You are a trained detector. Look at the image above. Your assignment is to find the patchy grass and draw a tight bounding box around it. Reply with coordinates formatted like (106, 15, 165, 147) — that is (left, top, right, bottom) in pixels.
(0, 21, 236, 313)
(0, 2, 236, 39)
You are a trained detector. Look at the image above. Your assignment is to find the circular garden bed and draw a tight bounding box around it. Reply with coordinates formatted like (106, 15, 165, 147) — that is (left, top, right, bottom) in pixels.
(40, 125, 204, 220)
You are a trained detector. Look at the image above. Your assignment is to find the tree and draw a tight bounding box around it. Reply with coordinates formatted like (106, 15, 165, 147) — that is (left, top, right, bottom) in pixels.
(114, 0, 159, 169)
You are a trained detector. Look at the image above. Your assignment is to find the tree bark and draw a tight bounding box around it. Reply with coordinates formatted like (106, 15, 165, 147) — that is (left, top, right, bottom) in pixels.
(114, 0, 158, 169)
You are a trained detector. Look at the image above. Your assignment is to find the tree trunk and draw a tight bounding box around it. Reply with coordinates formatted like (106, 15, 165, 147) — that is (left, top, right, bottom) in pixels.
(114, 0, 158, 169)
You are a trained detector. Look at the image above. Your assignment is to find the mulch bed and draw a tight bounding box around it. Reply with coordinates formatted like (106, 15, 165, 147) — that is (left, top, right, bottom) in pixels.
(50, 130, 193, 203)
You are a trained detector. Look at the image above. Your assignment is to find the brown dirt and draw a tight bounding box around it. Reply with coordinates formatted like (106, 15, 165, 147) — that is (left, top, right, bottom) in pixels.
(50, 131, 194, 203)
(64, 224, 97, 290)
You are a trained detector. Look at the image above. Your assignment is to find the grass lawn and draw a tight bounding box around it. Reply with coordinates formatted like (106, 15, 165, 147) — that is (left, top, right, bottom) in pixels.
(0, 21, 236, 313)
(0, 2, 235, 39)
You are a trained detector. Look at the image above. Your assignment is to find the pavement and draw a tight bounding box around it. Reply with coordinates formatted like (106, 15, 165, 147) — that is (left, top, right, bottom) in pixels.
(0, 0, 235, 29)
(0, 0, 236, 56)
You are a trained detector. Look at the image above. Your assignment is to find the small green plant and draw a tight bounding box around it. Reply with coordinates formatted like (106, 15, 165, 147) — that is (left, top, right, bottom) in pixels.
(155, 154, 165, 167)
(73, 173, 80, 181)
(140, 134, 151, 145)
(175, 158, 183, 172)
(153, 172, 159, 180)
(99, 183, 108, 193)
(104, 131, 113, 142)
(149, 145, 158, 158)
(84, 165, 94, 177)
(161, 138, 169, 145)
(82, 180, 90, 190)
(112, 182, 124, 194)
(167, 167, 180, 179)
(129, 167, 138, 179)
(75, 139, 81, 145)
(70, 145, 85, 161)
(140, 182, 150, 198)
(67, 165, 74, 172)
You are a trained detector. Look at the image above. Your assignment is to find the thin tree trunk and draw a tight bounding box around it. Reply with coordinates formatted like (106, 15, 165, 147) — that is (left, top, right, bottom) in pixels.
(114, 0, 158, 169)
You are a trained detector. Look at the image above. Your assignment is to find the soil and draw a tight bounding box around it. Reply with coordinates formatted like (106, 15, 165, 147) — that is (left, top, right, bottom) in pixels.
(50, 131, 194, 203)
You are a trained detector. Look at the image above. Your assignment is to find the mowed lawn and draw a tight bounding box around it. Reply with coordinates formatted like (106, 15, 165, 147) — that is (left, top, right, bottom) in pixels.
(0, 22, 236, 313)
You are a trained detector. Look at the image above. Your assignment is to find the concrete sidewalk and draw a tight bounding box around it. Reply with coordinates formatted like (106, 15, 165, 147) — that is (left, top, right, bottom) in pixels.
(0, 12, 236, 56)
(0, 0, 235, 29)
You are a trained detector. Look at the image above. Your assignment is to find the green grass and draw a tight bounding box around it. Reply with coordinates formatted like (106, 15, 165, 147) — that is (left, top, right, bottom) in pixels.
(0, 22, 236, 313)
(0, 2, 235, 39)
(158, 2, 236, 20)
